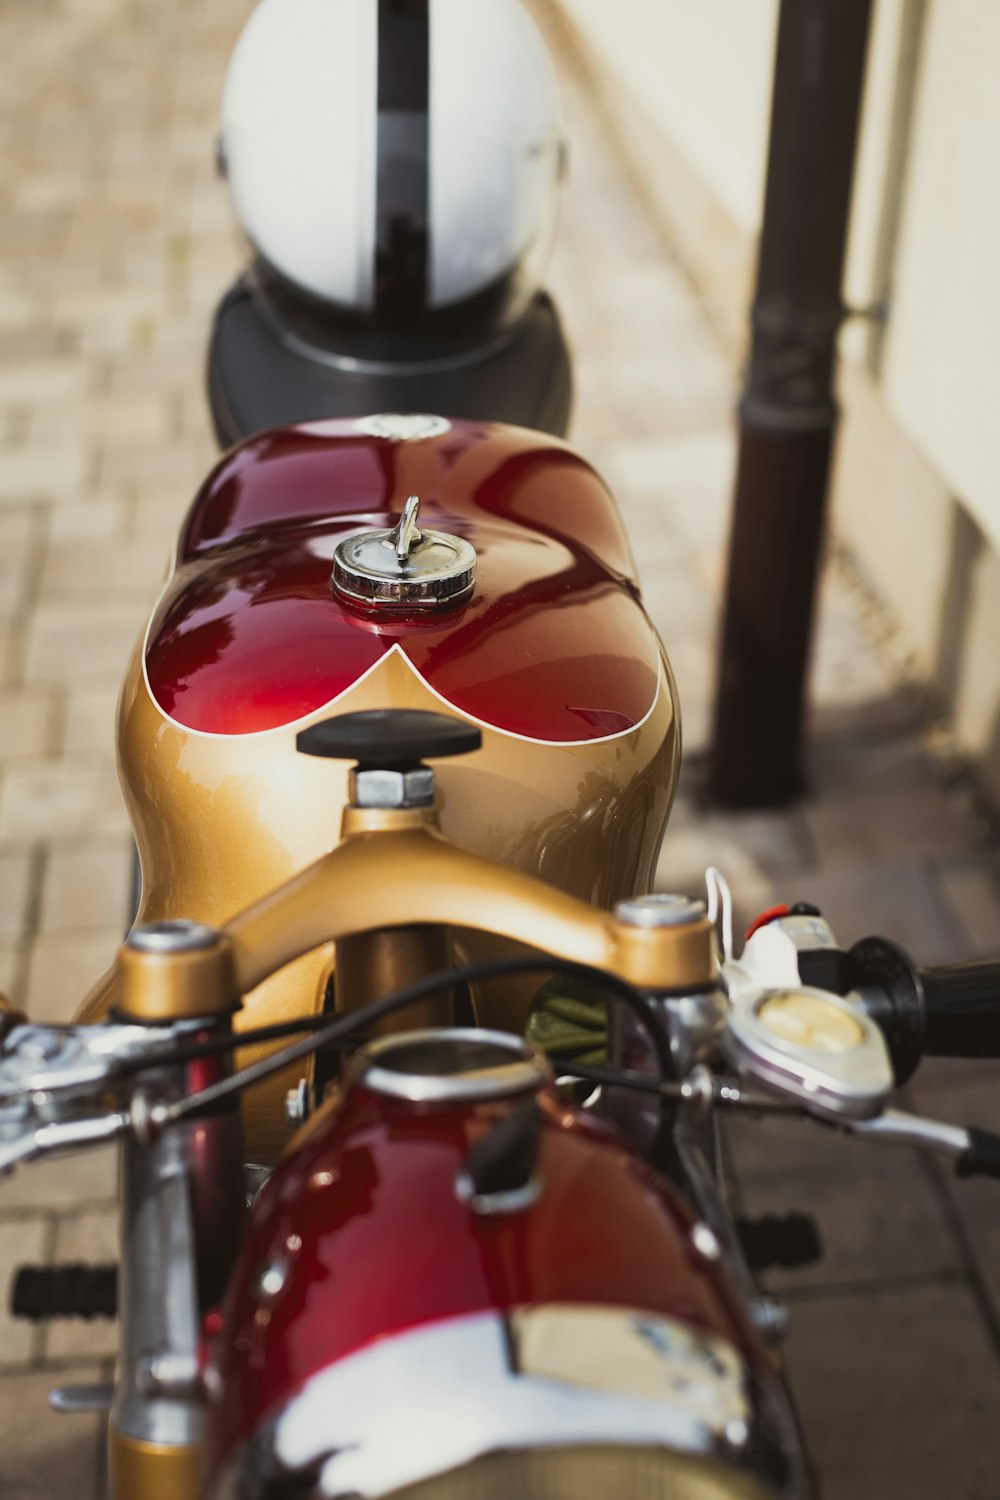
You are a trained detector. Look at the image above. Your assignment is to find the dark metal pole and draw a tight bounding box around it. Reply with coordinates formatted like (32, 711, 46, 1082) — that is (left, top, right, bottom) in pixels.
(708, 0, 873, 807)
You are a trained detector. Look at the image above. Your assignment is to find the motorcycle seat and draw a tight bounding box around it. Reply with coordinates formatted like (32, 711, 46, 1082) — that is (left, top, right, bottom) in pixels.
(206, 277, 573, 450)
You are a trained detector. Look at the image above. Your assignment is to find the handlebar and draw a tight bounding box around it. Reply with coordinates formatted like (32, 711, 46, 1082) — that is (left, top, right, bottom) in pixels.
(920, 959, 1000, 1059)
(848, 939, 1000, 1074)
(6, 877, 1000, 1198)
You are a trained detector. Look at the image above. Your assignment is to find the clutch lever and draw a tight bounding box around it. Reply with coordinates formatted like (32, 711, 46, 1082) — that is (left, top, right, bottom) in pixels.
(839, 1106, 1000, 1183)
(0, 1019, 187, 1104)
(0, 1106, 130, 1177)
(0, 1017, 190, 1177)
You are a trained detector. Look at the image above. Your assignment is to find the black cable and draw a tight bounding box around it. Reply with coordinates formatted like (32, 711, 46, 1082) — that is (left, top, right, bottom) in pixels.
(162, 955, 673, 1125)
(112, 1014, 365, 1077)
(550, 1058, 801, 1114)
(550, 1060, 681, 1096)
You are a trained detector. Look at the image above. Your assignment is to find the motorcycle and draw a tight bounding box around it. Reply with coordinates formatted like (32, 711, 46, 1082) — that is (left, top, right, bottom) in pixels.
(5, 406, 1000, 1499)
(6, 3, 1000, 1497)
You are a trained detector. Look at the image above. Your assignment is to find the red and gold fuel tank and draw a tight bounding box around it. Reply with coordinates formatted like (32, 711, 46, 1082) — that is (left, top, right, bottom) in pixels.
(83, 415, 681, 1157)
(203, 1032, 791, 1500)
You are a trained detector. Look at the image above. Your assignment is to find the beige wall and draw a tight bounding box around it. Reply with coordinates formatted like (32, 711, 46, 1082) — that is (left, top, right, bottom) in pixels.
(878, 0, 1000, 554)
(556, 0, 777, 235)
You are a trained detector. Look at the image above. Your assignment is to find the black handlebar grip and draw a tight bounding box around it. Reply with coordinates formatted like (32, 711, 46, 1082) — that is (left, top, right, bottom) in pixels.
(919, 960, 1000, 1059)
(957, 1128, 1000, 1182)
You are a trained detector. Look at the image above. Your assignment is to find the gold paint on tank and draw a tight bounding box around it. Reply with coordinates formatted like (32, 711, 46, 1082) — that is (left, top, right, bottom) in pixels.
(80, 645, 680, 1161)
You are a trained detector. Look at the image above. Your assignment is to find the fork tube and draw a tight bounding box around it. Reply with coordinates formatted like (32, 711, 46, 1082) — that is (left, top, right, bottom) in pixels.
(109, 1071, 204, 1500)
(317, 926, 453, 1099)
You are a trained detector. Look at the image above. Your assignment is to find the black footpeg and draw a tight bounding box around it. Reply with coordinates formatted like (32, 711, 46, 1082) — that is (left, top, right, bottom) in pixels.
(11, 1263, 118, 1321)
(737, 1213, 823, 1271)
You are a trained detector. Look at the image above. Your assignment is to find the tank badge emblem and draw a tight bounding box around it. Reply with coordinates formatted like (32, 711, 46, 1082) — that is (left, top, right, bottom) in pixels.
(353, 413, 451, 442)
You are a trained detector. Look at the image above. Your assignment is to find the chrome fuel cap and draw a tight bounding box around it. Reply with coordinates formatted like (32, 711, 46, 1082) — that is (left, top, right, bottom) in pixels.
(333, 495, 476, 610)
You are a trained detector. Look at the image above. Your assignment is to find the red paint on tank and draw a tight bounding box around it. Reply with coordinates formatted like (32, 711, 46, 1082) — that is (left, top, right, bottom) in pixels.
(144, 420, 660, 739)
(205, 1082, 760, 1466)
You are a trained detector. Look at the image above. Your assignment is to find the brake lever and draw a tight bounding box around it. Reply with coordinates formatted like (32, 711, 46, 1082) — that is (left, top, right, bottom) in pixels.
(841, 1107, 1000, 1182)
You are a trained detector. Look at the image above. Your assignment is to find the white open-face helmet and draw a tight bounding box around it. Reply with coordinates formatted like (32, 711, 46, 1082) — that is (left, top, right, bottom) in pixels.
(220, 0, 564, 343)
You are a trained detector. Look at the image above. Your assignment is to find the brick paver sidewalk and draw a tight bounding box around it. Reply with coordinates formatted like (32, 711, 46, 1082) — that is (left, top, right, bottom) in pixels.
(2, 1, 1000, 1496)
